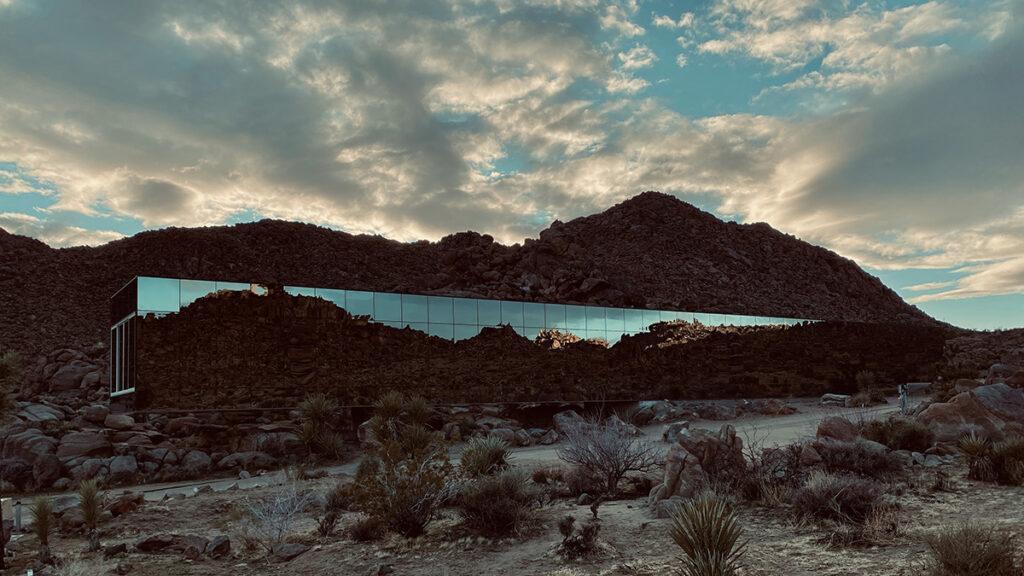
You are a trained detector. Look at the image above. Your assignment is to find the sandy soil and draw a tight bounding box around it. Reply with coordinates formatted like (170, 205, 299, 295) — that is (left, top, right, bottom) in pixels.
(10, 398, 1004, 576)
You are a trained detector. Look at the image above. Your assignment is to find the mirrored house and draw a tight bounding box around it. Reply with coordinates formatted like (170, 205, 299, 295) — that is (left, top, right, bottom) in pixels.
(109, 276, 814, 397)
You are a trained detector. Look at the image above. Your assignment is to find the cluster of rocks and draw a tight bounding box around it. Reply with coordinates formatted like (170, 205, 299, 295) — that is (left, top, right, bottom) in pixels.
(1, 400, 298, 491)
(917, 368, 1024, 443)
(648, 424, 746, 517)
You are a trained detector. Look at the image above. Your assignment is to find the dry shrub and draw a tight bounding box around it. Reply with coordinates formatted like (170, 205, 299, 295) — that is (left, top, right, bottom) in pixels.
(348, 514, 386, 542)
(669, 493, 746, 576)
(460, 436, 511, 477)
(242, 483, 316, 552)
(457, 468, 541, 537)
(557, 416, 660, 495)
(861, 417, 934, 452)
(924, 523, 1018, 576)
(791, 471, 885, 524)
(557, 516, 600, 560)
(531, 466, 563, 485)
(55, 554, 113, 576)
(816, 439, 903, 479)
(563, 466, 606, 497)
(316, 482, 352, 537)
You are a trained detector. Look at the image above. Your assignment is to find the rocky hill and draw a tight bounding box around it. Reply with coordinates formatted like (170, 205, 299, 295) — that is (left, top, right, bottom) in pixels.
(0, 191, 933, 360)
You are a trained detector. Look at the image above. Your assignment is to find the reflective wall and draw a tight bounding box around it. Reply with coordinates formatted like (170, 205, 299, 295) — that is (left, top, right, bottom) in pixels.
(130, 276, 813, 344)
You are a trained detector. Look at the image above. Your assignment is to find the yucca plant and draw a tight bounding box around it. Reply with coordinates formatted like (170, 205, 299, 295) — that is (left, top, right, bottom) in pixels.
(460, 436, 511, 477)
(298, 393, 343, 459)
(924, 522, 1018, 576)
(78, 479, 104, 551)
(669, 493, 747, 576)
(958, 432, 993, 481)
(31, 497, 54, 562)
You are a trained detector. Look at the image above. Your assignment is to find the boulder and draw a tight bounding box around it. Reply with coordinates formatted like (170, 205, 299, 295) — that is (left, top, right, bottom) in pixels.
(985, 363, 1020, 386)
(205, 535, 230, 558)
(135, 534, 184, 553)
(538, 430, 559, 445)
(3, 428, 58, 463)
(181, 535, 210, 560)
(475, 415, 520, 430)
(799, 444, 822, 466)
(820, 393, 850, 407)
(108, 455, 139, 480)
(60, 507, 86, 533)
(917, 391, 1006, 442)
(0, 458, 33, 489)
(816, 417, 858, 442)
(163, 417, 202, 437)
(104, 414, 136, 431)
(357, 420, 377, 446)
(514, 429, 534, 447)
(32, 454, 63, 488)
(217, 451, 275, 471)
(82, 405, 111, 424)
(677, 425, 745, 478)
(107, 493, 144, 516)
(972, 384, 1024, 425)
(661, 421, 690, 443)
(57, 431, 112, 464)
(180, 450, 212, 473)
(73, 458, 110, 482)
(605, 414, 641, 436)
(488, 428, 517, 445)
(16, 403, 65, 423)
(552, 410, 586, 435)
(50, 361, 97, 392)
(270, 542, 309, 563)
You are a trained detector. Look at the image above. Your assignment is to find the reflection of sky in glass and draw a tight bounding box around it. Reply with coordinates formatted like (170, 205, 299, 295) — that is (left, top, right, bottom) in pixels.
(130, 276, 812, 345)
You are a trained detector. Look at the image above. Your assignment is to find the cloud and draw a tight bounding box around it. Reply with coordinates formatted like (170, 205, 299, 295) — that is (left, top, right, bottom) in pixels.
(0, 212, 123, 247)
(618, 44, 657, 69)
(675, 53, 688, 68)
(910, 257, 1024, 303)
(653, 11, 693, 29)
(600, 4, 644, 37)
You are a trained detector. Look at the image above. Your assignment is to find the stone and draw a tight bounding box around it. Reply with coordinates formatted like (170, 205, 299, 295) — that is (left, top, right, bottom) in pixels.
(205, 534, 230, 558)
(217, 451, 275, 471)
(16, 403, 65, 423)
(135, 534, 183, 553)
(60, 507, 86, 533)
(52, 477, 71, 491)
(271, 542, 309, 562)
(923, 454, 943, 468)
(0, 458, 33, 489)
(799, 444, 823, 466)
(33, 454, 63, 488)
(917, 391, 1005, 442)
(181, 450, 212, 472)
(661, 421, 690, 443)
(538, 429, 559, 445)
(3, 428, 58, 464)
(107, 493, 144, 516)
(514, 429, 533, 447)
(892, 450, 914, 467)
(972, 384, 1024, 425)
(553, 410, 587, 435)
(985, 363, 1020, 386)
(57, 431, 112, 464)
(605, 414, 641, 436)
(576, 493, 593, 505)
(163, 416, 202, 436)
(442, 422, 462, 442)
(82, 401, 110, 424)
(181, 535, 210, 560)
(653, 496, 686, 519)
(103, 543, 128, 559)
(475, 415, 520, 430)
(357, 420, 377, 446)
(816, 417, 858, 442)
(820, 393, 851, 407)
(109, 455, 139, 480)
(50, 361, 97, 392)
(104, 414, 136, 431)
(488, 428, 517, 445)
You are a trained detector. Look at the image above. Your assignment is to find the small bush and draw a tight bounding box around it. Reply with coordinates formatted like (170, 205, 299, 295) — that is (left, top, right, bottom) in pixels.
(958, 432, 993, 481)
(78, 479, 103, 551)
(791, 471, 885, 524)
(924, 523, 1018, 576)
(457, 469, 541, 536)
(348, 514, 386, 542)
(31, 497, 54, 560)
(557, 416, 660, 495)
(816, 440, 903, 479)
(531, 466, 563, 485)
(669, 493, 747, 576)
(298, 393, 344, 459)
(988, 436, 1024, 485)
(861, 417, 934, 452)
(316, 482, 352, 537)
(563, 466, 606, 497)
(460, 436, 511, 477)
(243, 483, 316, 552)
(557, 516, 600, 560)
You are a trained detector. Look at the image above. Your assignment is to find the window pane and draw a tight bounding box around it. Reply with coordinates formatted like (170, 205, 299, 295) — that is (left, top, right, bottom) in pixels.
(382, 321, 404, 329)
(375, 292, 403, 322)
(454, 324, 480, 341)
(478, 299, 501, 326)
(624, 309, 644, 331)
(605, 307, 625, 331)
(318, 288, 346, 308)
(181, 279, 217, 308)
(428, 296, 454, 324)
(453, 298, 477, 325)
(693, 312, 710, 325)
(428, 323, 454, 340)
(565, 305, 587, 329)
(346, 290, 373, 316)
(524, 303, 545, 328)
(642, 309, 661, 329)
(406, 322, 428, 334)
(216, 281, 250, 292)
(677, 311, 695, 323)
(523, 327, 542, 341)
(586, 330, 607, 342)
(586, 307, 606, 330)
(284, 285, 316, 297)
(402, 294, 429, 324)
(137, 277, 180, 313)
(607, 329, 624, 345)
(501, 301, 524, 327)
(545, 304, 566, 329)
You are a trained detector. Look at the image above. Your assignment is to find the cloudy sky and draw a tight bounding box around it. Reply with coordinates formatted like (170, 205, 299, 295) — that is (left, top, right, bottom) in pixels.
(1, 0, 1022, 329)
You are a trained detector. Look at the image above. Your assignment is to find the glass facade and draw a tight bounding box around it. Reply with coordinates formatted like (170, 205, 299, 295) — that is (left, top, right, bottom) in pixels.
(125, 276, 814, 344)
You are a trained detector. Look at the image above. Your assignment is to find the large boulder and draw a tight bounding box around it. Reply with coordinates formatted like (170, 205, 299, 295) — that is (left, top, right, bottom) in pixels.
(82, 405, 110, 424)
(917, 391, 1005, 442)
(181, 450, 212, 473)
(816, 417, 858, 442)
(972, 384, 1024, 425)
(649, 425, 745, 507)
(16, 403, 65, 423)
(32, 454, 63, 488)
(553, 410, 587, 435)
(3, 428, 58, 464)
(50, 360, 98, 392)
(57, 431, 112, 465)
(985, 363, 1020, 386)
(0, 458, 33, 490)
(104, 414, 136, 431)
(108, 455, 139, 481)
